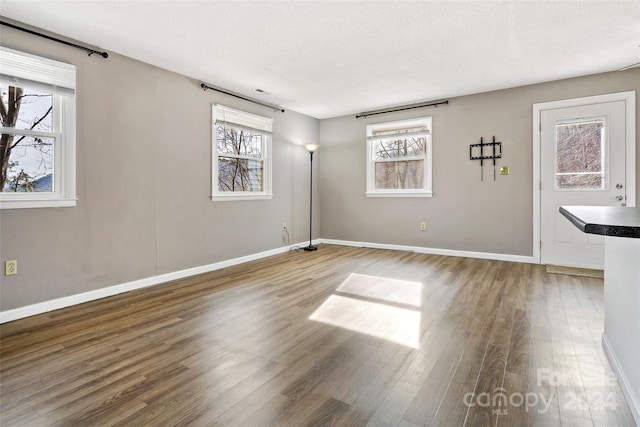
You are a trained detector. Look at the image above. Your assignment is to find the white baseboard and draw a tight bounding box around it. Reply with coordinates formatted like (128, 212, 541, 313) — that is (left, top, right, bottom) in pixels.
(321, 239, 537, 264)
(0, 239, 315, 324)
(602, 333, 640, 426)
(0, 237, 531, 324)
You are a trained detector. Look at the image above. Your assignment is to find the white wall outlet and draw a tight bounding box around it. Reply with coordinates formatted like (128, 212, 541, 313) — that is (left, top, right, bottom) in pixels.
(420, 222, 426, 231)
(5, 260, 17, 276)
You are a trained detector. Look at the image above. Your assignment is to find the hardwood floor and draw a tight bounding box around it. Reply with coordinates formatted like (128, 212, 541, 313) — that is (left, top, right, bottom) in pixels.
(0, 244, 635, 427)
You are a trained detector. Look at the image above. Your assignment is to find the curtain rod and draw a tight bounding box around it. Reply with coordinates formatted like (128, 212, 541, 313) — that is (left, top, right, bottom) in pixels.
(0, 21, 109, 58)
(356, 99, 449, 118)
(200, 83, 284, 113)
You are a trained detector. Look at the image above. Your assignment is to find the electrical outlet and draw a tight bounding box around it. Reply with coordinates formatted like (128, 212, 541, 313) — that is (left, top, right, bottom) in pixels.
(420, 222, 426, 231)
(282, 222, 287, 230)
(5, 260, 17, 276)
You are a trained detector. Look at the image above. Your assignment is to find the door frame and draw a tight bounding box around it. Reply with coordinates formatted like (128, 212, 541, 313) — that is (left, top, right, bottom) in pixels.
(532, 91, 636, 264)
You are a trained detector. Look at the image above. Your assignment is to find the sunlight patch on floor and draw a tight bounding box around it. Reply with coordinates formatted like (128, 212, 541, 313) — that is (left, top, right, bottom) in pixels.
(309, 294, 421, 348)
(336, 272, 422, 307)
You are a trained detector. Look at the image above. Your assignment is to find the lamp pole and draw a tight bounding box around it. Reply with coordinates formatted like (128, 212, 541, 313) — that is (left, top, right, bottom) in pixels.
(303, 144, 319, 251)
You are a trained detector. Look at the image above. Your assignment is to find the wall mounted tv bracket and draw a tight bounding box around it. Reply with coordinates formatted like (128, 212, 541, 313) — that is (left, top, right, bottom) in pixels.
(470, 136, 502, 181)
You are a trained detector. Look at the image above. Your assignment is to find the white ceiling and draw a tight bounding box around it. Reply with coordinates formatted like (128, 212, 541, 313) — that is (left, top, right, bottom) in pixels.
(1, 1, 639, 119)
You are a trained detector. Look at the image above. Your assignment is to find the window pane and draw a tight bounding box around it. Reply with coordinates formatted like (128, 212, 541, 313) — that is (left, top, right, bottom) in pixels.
(216, 125, 262, 158)
(1, 133, 54, 192)
(375, 160, 424, 189)
(555, 119, 605, 190)
(375, 137, 425, 160)
(1, 85, 53, 131)
(218, 157, 263, 192)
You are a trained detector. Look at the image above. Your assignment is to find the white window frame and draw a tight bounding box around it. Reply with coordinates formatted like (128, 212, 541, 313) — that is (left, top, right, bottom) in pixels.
(366, 116, 433, 197)
(0, 46, 76, 209)
(212, 104, 273, 201)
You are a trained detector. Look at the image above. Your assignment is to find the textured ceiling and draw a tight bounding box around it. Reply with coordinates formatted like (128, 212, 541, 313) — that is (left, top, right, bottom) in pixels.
(1, 1, 639, 119)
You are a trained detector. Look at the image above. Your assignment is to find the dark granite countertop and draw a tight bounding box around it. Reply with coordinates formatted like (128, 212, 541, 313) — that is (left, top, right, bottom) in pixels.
(559, 206, 640, 239)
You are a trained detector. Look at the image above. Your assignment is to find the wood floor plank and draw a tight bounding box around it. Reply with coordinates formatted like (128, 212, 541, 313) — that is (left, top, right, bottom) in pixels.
(403, 330, 468, 425)
(429, 313, 496, 426)
(334, 345, 414, 427)
(224, 392, 294, 427)
(183, 366, 295, 426)
(0, 245, 635, 427)
(370, 380, 420, 426)
(217, 371, 298, 426)
(272, 391, 338, 427)
(526, 278, 563, 427)
(300, 396, 350, 427)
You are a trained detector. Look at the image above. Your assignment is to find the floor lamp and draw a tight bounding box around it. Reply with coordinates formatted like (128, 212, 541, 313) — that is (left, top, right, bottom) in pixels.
(303, 144, 319, 251)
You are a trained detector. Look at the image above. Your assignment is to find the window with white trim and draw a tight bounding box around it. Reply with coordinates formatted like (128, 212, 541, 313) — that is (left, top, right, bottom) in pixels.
(212, 104, 273, 201)
(366, 117, 432, 197)
(0, 46, 76, 209)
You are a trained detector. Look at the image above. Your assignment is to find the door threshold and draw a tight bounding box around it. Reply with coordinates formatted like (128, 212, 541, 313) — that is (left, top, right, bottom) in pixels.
(546, 264, 604, 279)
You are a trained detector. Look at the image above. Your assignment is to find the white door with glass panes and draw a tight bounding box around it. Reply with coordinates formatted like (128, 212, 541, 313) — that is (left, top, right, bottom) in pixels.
(540, 99, 629, 269)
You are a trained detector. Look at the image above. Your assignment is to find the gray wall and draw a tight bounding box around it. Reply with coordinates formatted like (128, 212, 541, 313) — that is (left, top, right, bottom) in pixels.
(319, 70, 640, 256)
(0, 27, 320, 311)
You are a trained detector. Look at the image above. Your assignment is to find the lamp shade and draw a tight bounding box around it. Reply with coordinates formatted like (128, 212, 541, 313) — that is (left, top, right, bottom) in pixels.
(304, 144, 320, 153)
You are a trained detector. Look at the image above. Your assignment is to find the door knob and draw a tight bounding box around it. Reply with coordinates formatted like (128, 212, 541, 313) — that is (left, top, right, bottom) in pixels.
(616, 183, 623, 189)
(615, 195, 624, 201)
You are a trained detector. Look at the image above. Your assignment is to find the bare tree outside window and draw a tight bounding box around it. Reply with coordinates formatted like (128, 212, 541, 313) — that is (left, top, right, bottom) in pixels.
(0, 47, 76, 209)
(555, 119, 605, 190)
(216, 125, 264, 192)
(1, 85, 54, 192)
(366, 117, 432, 197)
(374, 133, 426, 189)
(211, 105, 272, 201)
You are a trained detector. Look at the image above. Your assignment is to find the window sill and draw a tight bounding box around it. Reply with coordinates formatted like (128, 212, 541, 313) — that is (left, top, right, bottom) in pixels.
(366, 191, 433, 198)
(212, 194, 273, 202)
(0, 197, 77, 209)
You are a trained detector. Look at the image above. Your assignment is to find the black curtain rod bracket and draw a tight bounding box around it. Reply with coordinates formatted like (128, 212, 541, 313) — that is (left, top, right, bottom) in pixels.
(201, 83, 284, 113)
(1, 21, 109, 58)
(356, 100, 449, 118)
